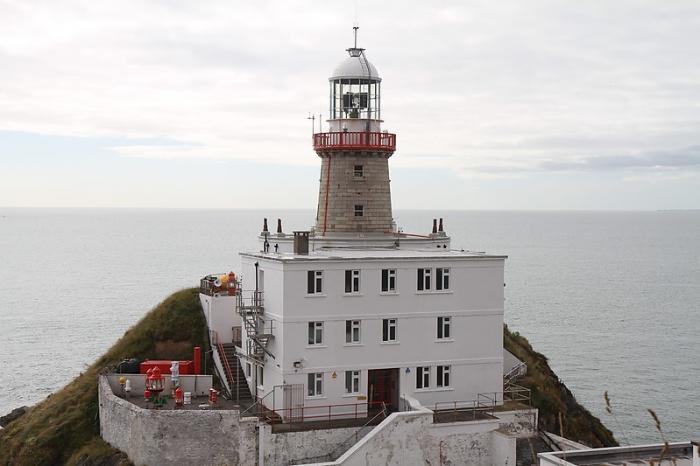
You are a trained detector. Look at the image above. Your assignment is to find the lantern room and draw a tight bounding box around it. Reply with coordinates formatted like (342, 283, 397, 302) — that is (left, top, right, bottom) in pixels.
(328, 46, 381, 133)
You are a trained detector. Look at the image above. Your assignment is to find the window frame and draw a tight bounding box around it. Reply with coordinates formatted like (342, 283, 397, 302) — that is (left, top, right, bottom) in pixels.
(345, 269, 361, 294)
(381, 268, 397, 293)
(308, 372, 324, 397)
(416, 366, 431, 389)
(437, 316, 451, 340)
(307, 270, 324, 295)
(307, 321, 324, 346)
(436, 267, 450, 291)
(353, 165, 364, 177)
(382, 318, 398, 342)
(346, 319, 361, 344)
(437, 365, 451, 388)
(417, 268, 432, 291)
(354, 204, 364, 217)
(345, 370, 360, 394)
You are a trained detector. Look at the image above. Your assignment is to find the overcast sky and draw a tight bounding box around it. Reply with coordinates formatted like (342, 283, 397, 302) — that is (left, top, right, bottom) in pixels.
(1, 0, 699, 209)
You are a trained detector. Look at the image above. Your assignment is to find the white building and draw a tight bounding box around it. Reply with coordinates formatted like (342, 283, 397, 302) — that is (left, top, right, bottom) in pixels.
(222, 33, 509, 422)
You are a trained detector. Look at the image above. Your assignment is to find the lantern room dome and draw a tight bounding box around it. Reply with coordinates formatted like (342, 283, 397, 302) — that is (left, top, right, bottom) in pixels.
(330, 50, 380, 81)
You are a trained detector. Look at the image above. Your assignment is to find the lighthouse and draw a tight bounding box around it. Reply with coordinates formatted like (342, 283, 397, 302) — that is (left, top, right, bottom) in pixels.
(314, 29, 397, 236)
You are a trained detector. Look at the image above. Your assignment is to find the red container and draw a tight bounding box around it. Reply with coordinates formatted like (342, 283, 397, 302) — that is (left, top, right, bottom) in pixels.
(139, 360, 194, 375)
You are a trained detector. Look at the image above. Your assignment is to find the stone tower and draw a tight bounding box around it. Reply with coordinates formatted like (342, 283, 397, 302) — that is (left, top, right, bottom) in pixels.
(313, 32, 397, 236)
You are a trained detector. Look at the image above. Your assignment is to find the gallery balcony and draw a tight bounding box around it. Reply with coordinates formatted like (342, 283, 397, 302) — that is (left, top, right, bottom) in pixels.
(312, 131, 396, 153)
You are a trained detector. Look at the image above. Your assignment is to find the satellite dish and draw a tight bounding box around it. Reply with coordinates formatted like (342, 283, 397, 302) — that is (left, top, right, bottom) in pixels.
(214, 278, 222, 287)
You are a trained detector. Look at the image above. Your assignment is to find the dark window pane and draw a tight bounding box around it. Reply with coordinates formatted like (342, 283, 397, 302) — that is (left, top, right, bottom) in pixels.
(307, 271, 314, 294)
(417, 269, 423, 291)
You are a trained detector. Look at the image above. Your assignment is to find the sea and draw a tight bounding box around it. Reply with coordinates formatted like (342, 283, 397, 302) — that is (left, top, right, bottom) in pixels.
(0, 208, 698, 444)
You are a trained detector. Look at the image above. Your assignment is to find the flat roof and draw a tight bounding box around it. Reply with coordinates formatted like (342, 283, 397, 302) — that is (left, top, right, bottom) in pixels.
(241, 247, 507, 262)
(539, 442, 696, 466)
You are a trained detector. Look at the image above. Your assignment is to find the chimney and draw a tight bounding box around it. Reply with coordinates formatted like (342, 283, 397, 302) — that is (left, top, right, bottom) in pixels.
(432, 219, 438, 234)
(262, 218, 269, 233)
(438, 218, 444, 232)
(277, 218, 283, 235)
(293, 231, 309, 255)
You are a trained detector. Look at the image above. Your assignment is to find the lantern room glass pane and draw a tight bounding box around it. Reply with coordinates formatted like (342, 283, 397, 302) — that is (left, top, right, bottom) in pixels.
(330, 78, 381, 120)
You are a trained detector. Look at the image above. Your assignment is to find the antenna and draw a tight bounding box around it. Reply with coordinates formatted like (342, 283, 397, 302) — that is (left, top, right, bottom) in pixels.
(307, 113, 315, 136)
(353, 25, 359, 49)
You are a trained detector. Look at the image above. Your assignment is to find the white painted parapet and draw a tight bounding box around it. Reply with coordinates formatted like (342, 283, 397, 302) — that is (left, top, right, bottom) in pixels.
(98, 376, 257, 466)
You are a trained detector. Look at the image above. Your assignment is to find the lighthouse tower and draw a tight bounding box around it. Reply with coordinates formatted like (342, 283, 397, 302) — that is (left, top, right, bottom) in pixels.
(313, 30, 397, 236)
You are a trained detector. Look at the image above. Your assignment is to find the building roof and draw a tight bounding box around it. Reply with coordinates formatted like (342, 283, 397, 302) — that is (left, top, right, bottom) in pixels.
(241, 247, 506, 263)
(330, 52, 380, 81)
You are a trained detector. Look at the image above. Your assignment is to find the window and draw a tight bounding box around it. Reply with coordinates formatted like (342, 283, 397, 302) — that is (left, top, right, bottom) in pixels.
(436, 267, 450, 290)
(345, 370, 360, 394)
(346, 320, 361, 343)
(308, 372, 323, 397)
(354, 204, 364, 217)
(308, 321, 324, 345)
(381, 269, 396, 293)
(307, 270, 323, 294)
(246, 362, 251, 377)
(345, 269, 360, 293)
(437, 365, 451, 388)
(258, 366, 264, 387)
(354, 165, 364, 177)
(437, 316, 451, 339)
(416, 366, 431, 389)
(382, 318, 397, 342)
(417, 268, 431, 291)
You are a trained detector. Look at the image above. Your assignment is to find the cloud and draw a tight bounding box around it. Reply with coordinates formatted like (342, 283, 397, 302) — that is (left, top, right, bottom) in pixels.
(1, 0, 700, 182)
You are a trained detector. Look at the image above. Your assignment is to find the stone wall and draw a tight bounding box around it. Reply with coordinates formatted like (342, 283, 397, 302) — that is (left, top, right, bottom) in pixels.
(315, 151, 394, 234)
(99, 376, 257, 466)
(259, 424, 374, 466)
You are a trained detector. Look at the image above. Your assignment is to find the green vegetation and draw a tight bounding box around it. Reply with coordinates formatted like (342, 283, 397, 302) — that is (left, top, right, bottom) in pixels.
(0, 288, 211, 466)
(504, 325, 617, 447)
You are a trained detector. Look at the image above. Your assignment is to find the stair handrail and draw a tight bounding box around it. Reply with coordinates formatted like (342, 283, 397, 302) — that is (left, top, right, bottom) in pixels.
(211, 330, 236, 398)
(240, 388, 275, 418)
(504, 360, 527, 385)
(326, 401, 389, 461)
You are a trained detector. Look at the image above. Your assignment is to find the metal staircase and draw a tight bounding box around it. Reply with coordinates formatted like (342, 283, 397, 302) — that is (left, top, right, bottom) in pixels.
(236, 290, 274, 364)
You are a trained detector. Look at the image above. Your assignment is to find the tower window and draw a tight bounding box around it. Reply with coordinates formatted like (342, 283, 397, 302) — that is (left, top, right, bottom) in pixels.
(354, 205, 364, 217)
(354, 165, 364, 177)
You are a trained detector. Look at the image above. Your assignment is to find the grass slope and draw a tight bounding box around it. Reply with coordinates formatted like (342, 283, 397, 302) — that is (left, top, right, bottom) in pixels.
(504, 325, 617, 447)
(0, 288, 210, 466)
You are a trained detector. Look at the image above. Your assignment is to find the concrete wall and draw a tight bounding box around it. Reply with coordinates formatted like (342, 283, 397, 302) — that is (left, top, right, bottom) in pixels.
(99, 376, 257, 466)
(496, 409, 538, 438)
(299, 405, 514, 466)
(259, 423, 373, 466)
(200, 293, 240, 344)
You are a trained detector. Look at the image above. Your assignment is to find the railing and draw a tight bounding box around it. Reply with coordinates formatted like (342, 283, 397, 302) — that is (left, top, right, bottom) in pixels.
(325, 402, 388, 461)
(313, 131, 396, 152)
(200, 275, 239, 297)
(210, 330, 236, 399)
(237, 290, 264, 310)
(504, 360, 527, 386)
(266, 401, 386, 426)
(433, 385, 532, 422)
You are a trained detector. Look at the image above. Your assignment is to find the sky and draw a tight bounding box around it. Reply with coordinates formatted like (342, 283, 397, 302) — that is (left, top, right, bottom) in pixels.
(1, 0, 699, 210)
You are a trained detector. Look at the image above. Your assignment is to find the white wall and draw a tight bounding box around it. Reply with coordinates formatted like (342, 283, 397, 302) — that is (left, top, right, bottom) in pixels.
(238, 253, 505, 414)
(200, 294, 240, 344)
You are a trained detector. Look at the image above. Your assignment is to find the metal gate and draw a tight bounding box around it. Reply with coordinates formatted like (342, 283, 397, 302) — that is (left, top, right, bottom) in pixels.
(282, 383, 304, 423)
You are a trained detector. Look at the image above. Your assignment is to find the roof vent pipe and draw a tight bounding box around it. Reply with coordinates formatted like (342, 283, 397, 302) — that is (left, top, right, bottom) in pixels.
(293, 231, 309, 255)
(432, 219, 438, 234)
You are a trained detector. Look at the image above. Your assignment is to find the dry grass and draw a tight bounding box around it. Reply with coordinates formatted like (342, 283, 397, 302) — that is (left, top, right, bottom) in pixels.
(504, 324, 618, 448)
(0, 288, 211, 466)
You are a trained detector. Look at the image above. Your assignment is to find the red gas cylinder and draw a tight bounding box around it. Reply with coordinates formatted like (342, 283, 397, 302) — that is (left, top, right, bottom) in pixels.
(209, 388, 218, 404)
(174, 387, 184, 407)
(144, 389, 151, 401)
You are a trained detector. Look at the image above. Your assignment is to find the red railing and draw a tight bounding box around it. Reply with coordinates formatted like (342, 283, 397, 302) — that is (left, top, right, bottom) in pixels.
(313, 131, 396, 152)
(211, 330, 236, 397)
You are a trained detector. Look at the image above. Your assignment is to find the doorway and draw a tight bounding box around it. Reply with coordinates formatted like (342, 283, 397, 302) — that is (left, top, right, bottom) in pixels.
(367, 368, 399, 413)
